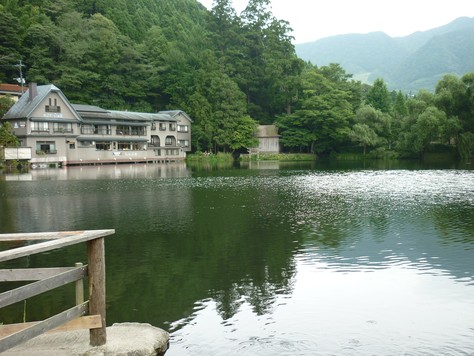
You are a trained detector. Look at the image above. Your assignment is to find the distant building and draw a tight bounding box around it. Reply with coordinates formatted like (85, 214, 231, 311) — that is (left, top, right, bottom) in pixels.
(1, 83, 192, 167)
(0, 83, 24, 102)
(255, 125, 280, 153)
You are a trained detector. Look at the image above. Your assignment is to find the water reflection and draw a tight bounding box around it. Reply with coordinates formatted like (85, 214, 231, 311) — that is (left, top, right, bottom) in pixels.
(0, 179, 16, 232)
(1, 164, 474, 355)
(4, 162, 191, 181)
(170, 261, 474, 356)
(287, 170, 474, 285)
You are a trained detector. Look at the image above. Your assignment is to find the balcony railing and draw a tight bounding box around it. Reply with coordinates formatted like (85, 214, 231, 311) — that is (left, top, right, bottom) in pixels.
(36, 150, 57, 155)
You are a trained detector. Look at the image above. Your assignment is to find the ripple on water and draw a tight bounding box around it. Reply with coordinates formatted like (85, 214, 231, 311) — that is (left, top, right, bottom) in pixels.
(236, 334, 320, 356)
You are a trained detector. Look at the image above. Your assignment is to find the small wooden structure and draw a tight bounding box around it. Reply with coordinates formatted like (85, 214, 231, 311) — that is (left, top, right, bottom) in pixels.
(0, 229, 115, 353)
(256, 125, 280, 153)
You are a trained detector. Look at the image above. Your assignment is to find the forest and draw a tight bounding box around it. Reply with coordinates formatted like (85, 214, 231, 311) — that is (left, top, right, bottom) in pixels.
(0, 0, 473, 160)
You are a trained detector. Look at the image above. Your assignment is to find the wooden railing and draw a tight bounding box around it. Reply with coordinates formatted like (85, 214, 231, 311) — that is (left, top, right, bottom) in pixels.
(0, 229, 115, 353)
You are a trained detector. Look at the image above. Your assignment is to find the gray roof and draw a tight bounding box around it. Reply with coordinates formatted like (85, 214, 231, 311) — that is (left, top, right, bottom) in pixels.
(73, 105, 177, 123)
(72, 104, 108, 114)
(3, 85, 191, 125)
(3, 84, 81, 122)
(159, 110, 194, 123)
(108, 110, 175, 122)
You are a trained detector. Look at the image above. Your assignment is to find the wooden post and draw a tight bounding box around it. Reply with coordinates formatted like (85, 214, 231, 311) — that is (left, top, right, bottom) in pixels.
(87, 238, 106, 346)
(75, 262, 84, 305)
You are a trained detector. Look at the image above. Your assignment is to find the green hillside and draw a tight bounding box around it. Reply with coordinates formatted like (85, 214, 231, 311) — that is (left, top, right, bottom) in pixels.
(0, 0, 303, 152)
(296, 17, 474, 92)
(1, 0, 473, 161)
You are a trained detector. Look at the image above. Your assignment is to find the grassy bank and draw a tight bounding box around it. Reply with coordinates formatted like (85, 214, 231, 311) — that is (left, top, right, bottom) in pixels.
(332, 149, 399, 161)
(188, 152, 317, 162)
(186, 152, 234, 163)
(240, 153, 316, 161)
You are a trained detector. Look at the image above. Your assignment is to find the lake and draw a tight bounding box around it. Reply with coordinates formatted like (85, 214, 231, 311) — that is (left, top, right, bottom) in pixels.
(1, 161, 473, 355)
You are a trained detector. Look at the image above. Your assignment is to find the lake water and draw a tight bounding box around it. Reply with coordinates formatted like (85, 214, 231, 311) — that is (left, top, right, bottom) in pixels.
(1, 161, 473, 355)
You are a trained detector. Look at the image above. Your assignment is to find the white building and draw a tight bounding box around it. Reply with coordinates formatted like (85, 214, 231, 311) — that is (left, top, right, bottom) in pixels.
(1, 83, 192, 166)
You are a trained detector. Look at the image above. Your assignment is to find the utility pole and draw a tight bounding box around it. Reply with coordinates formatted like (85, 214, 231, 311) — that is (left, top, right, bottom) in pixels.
(0, 60, 26, 92)
(13, 60, 26, 93)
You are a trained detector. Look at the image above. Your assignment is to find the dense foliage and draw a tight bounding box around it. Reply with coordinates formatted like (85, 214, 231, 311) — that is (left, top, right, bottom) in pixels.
(0, 0, 473, 159)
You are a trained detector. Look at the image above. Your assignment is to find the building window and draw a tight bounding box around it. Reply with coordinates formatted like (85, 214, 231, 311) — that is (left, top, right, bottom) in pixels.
(53, 122, 72, 133)
(45, 98, 61, 113)
(96, 142, 111, 150)
(151, 122, 156, 131)
(31, 121, 49, 132)
(36, 141, 56, 154)
(150, 135, 160, 147)
(169, 123, 176, 131)
(117, 142, 144, 150)
(118, 142, 131, 150)
(165, 136, 176, 146)
(79, 141, 93, 147)
(131, 126, 146, 136)
(69, 143, 75, 149)
(81, 124, 95, 135)
(116, 125, 130, 135)
(81, 124, 111, 135)
(159, 122, 166, 131)
(154, 149, 161, 156)
(178, 125, 189, 133)
(165, 149, 179, 156)
(178, 139, 189, 148)
(96, 125, 111, 135)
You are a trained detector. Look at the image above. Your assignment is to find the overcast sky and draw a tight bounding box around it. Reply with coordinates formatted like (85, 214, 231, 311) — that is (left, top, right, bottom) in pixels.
(198, 0, 474, 44)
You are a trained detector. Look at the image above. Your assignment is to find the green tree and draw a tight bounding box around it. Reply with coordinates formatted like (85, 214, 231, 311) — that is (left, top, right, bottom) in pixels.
(0, 11, 22, 83)
(319, 63, 363, 113)
(352, 105, 379, 150)
(204, 70, 257, 152)
(435, 74, 473, 160)
(413, 106, 448, 153)
(349, 123, 379, 155)
(238, 0, 302, 122)
(227, 115, 259, 151)
(399, 105, 447, 156)
(365, 78, 392, 113)
(0, 96, 15, 118)
(288, 67, 354, 153)
(22, 21, 61, 83)
(276, 114, 314, 152)
(209, 0, 242, 73)
(55, 11, 99, 102)
(0, 121, 19, 147)
(393, 91, 408, 119)
(435, 74, 468, 120)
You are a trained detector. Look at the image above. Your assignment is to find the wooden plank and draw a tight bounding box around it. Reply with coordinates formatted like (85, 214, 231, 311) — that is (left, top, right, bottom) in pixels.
(75, 263, 84, 305)
(0, 302, 88, 353)
(0, 315, 102, 338)
(0, 229, 115, 263)
(88, 238, 107, 346)
(54, 314, 102, 332)
(0, 231, 85, 241)
(0, 265, 87, 309)
(0, 267, 80, 282)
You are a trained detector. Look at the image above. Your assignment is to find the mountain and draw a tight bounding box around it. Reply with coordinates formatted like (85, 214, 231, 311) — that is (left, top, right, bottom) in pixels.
(295, 17, 474, 92)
